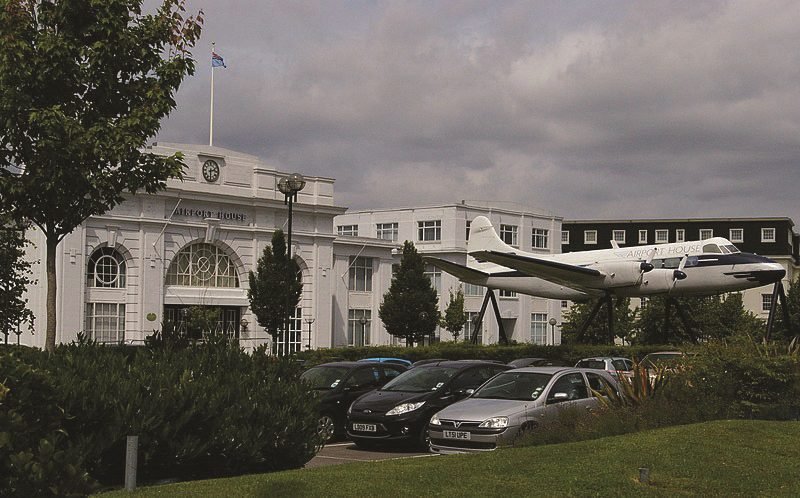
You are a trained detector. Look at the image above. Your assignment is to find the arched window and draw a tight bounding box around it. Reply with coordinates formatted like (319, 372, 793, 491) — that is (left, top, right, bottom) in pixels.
(87, 247, 127, 288)
(166, 243, 240, 288)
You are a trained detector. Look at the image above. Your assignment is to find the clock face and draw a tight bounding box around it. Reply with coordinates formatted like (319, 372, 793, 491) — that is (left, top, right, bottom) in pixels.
(202, 159, 220, 182)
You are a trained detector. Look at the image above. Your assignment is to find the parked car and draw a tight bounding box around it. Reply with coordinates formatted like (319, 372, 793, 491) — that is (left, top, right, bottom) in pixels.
(358, 357, 413, 368)
(428, 367, 619, 454)
(346, 360, 511, 449)
(641, 351, 691, 368)
(410, 358, 449, 368)
(508, 357, 569, 368)
(574, 356, 634, 379)
(300, 361, 407, 442)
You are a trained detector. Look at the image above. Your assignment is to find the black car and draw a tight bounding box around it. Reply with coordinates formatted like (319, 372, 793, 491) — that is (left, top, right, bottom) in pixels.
(346, 360, 511, 449)
(300, 361, 407, 442)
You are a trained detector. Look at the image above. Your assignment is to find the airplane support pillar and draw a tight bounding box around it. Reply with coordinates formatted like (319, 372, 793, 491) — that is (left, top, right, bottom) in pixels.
(663, 298, 673, 344)
(488, 290, 509, 345)
(471, 290, 492, 344)
(673, 298, 697, 343)
(605, 294, 615, 345)
(766, 281, 791, 341)
(578, 298, 606, 343)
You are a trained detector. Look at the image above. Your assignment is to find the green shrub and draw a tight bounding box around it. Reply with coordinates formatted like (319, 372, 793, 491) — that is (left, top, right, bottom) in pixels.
(0, 351, 93, 496)
(1, 338, 321, 489)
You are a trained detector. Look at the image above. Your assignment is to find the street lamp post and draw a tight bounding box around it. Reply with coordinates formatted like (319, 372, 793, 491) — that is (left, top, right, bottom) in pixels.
(548, 317, 558, 346)
(305, 316, 315, 349)
(277, 173, 306, 357)
(358, 316, 367, 347)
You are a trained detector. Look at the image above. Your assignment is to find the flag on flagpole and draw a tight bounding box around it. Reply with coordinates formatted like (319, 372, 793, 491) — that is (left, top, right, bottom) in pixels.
(212, 51, 226, 68)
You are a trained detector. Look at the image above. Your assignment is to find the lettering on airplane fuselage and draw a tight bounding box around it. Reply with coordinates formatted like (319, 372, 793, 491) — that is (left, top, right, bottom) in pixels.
(613, 244, 703, 260)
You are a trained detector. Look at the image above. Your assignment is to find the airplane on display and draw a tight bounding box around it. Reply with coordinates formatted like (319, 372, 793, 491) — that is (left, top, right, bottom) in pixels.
(425, 216, 789, 340)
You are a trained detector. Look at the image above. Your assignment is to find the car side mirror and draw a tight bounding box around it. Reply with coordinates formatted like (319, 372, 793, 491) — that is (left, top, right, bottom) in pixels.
(464, 388, 475, 396)
(549, 392, 569, 403)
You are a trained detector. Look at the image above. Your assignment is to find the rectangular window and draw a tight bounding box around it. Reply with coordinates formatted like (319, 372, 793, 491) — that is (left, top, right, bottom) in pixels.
(424, 265, 441, 294)
(500, 224, 518, 247)
(499, 289, 517, 298)
(729, 228, 744, 243)
(655, 229, 669, 243)
(532, 228, 549, 249)
(418, 220, 441, 241)
(762, 227, 776, 242)
(561, 300, 569, 309)
(530, 313, 548, 345)
(464, 283, 484, 296)
(675, 229, 685, 242)
(376, 222, 398, 242)
(639, 297, 648, 309)
(85, 303, 125, 344)
(561, 230, 569, 244)
(638, 230, 648, 244)
(762, 293, 773, 312)
(465, 220, 471, 241)
(699, 229, 713, 240)
(337, 224, 358, 236)
(348, 256, 373, 291)
(612, 230, 626, 244)
(464, 311, 483, 344)
(275, 307, 302, 356)
(348, 309, 372, 346)
(584, 230, 597, 245)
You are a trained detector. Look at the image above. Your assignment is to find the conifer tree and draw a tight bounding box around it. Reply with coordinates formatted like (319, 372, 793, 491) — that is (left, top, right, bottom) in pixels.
(379, 241, 440, 346)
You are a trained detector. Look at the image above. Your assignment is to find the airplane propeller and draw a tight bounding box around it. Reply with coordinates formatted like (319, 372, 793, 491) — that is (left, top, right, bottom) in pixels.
(670, 255, 688, 292)
(635, 248, 656, 286)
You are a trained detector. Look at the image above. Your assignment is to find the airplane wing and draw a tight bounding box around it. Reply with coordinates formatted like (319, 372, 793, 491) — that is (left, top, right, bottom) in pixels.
(423, 257, 488, 284)
(469, 250, 605, 289)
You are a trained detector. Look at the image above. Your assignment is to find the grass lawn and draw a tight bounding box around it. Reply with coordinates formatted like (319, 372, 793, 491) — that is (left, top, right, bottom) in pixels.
(99, 420, 800, 497)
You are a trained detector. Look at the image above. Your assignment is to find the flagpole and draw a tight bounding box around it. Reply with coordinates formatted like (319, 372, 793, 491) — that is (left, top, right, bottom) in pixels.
(209, 42, 215, 147)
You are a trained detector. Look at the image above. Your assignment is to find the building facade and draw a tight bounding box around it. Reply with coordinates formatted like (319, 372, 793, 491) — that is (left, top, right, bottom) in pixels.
(561, 218, 800, 318)
(334, 201, 565, 345)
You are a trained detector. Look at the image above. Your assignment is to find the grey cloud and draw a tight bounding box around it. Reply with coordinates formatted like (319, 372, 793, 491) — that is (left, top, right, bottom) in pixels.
(156, 0, 800, 224)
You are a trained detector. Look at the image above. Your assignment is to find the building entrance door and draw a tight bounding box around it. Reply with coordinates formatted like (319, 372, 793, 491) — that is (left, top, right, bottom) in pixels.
(164, 305, 241, 339)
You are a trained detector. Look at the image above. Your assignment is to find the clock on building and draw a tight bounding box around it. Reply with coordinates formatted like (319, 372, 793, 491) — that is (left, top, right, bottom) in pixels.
(202, 159, 220, 182)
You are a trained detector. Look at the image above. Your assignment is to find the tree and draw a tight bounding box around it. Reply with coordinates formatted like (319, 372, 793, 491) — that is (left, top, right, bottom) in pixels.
(379, 241, 440, 346)
(560, 297, 638, 345)
(0, 215, 34, 342)
(0, 0, 203, 351)
(440, 287, 467, 341)
(248, 230, 302, 353)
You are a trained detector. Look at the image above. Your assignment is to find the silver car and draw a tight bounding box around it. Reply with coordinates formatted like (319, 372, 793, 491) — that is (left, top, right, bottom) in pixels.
(428, 367, 618, 454)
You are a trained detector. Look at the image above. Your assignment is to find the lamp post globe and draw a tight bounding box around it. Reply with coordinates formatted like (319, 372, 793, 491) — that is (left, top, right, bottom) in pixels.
(548, 317, 558, 346)
(358, 316, 367, 347)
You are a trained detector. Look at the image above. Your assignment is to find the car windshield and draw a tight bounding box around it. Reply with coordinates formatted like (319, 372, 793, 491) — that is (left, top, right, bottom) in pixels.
(381, 366, 459, 393)
(300, 366, 351, 390)
(472, 372, 552, 401)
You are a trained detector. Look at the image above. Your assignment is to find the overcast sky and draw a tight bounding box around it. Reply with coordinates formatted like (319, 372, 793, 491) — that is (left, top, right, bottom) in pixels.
(155, 1, 800, 224)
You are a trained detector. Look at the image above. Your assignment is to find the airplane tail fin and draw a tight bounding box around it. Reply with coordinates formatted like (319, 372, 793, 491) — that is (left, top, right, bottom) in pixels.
(467, 216, 515, 255)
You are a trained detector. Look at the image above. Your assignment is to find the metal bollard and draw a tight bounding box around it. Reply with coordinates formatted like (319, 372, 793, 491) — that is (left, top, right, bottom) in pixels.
(638, 467, 650, 484)
(125, 435, 138, 491)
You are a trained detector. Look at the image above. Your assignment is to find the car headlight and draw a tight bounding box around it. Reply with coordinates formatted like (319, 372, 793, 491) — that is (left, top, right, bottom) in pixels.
(385, 401, 426, 416)
(478, 416, 508, 428)
(429, 413, 441, 426)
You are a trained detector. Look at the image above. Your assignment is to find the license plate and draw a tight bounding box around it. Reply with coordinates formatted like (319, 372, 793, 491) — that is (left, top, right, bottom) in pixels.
(443, 430, 470, 440)
(352, 423, 376, 432)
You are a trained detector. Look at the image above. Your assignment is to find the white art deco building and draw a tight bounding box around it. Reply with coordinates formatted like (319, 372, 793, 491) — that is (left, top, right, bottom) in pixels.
(20, 143, 564, 352)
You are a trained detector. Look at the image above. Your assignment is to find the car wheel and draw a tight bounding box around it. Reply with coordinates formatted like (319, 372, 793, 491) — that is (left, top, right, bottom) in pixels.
(417, 420, 431, 450)
(317, 414, 336, 443)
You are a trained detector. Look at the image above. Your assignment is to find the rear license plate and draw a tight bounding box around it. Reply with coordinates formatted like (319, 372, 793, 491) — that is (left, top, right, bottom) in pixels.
(443, 430, 470, 440)
(352, 423, 377, 432)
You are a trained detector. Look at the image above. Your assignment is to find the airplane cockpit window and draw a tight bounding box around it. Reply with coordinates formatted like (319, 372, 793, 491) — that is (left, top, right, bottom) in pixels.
(685, 256, 699, 267)
(663, 257, 681, 269)
(720, 246, 731, 254)
(702, 243, 722, 254)
(724, 245, 740, 254)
